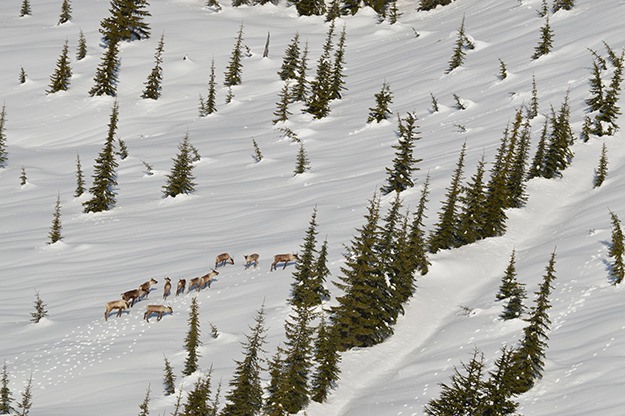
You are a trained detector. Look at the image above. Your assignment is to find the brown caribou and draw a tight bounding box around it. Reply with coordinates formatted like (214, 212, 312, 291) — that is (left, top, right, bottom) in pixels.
(243, 253, 260, 269)
(198, 269, 219, 291)
(139, 278, 158, 299)
(104, 299, 130, 321)
(163, 277, 172, 300)
(176, 278, 186, 296)
(143, 305, 173, 322)
(121, 288, 145, 307)
(270, 253, 300, 271)
(215, 252, 235, 268)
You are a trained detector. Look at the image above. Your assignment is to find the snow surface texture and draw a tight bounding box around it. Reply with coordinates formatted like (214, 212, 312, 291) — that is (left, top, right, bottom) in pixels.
(1, 0, 624, 414)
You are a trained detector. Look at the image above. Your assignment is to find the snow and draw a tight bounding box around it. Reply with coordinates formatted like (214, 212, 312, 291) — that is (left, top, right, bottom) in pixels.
(1, 0, 625, 414)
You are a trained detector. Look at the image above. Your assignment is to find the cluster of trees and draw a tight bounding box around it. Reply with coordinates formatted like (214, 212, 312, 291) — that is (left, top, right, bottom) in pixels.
(1, 362, 35, 416)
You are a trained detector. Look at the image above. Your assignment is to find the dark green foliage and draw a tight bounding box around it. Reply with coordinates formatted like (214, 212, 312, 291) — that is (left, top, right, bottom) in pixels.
(117, 138, 128, 160)
(498, 58, 507, 80)
(313, 238, 332, 301)
(290, 208, 320, 308)
(272, 81, 292, 124)
(512, 250, 557, 394)
(74, 153, 85, 197)
(163, 132, 197, 198)
(447, 16, 472, 73)
(163, 357, 176, 396)
(538, 0, 548, 17)
(30, 291, 48, 323)
(200, 58, 218, 116)
(542, 96, 574, 179)
(609, 211, 625, 285)
(231, 0, 251, 6)
(224, 25, 244, 87)
(83, 102, 119, 213)
(331, 194, 394, 350)
(278, 33, 300, 81)
(424, 350, 485, 415)
(310, 316, 341, 403)
(47, 40, 72, 94)
(206, 0, 222, 11)
(305, 22, 335, 119)
(329, 25, 347, 100)
(263, 32, 270, 58)
(263, 352, 287, 416)
(452, 93, 466, 110)
(478, 347, 520, 415)
(182, 297, 201, 376)
(428, 142, 467, 253)
(381, 112, 422, 194)
(367, 80, 393, 123)
(0, 361, 13, 414)
(387, 1, 401, 24)
(419, 0, 453, 11)
(388, 210, 416, 310)
(99, 0, 151, 44)
(58, 0, 72, 25)
(19, 67, 27, 84)
(76, 30, 87, 61)
(527, 117, 549, 179)
(497, 250, 527, 320)
(531, 16, 554, 60)
(221, 305, 267, 416)
(19, 0, 31, 17)
(594, 142, 608, 188)
(48, 193, 63, 244)
(252, 139, 263, 163)
(552, 0, 574, 12)
(527, 74, 539, 119)
(89, 40, 120, 97)
(0, 105, 7, 168)
(407, 174, 431, 275)
(292, 41, 309, 102)
(507, 118, 531, 208)
(482, 129, 509, 238)
(340, 0, 361, 16)
(376, 193, 404, 305)
(182, 371, 212, 416)
(295, 0, 326, 16)
(20, 166, 27, 186)
(137, 384, 150, 416)
(16, 375, 32, 416)
(457, 155, 487, 246)
(586, 60, 604, 114)
(326, 0, 340, 21)
(141, 34, 165, 100)
(170, 387, 183, 416)
(294, 142, 310, 175)
(429, 92, 439, 113)
(593, 48, 624, 136)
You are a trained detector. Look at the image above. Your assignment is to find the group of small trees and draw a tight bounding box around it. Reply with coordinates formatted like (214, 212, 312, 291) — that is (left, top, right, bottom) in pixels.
(1, 362, 35, 416)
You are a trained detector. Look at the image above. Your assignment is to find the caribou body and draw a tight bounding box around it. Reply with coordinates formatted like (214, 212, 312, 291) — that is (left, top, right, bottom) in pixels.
(144, 305, 173, 322)
(270, 253, 300, 271)
(215, 252, 235, 268)
(176, 278, 186, 296)
(139, 278, 158, 298)
(104, 299, 130, 321)
(163, 277, 172, 299)
(243, 253, 260, 269)
(121, 288, 145, 307)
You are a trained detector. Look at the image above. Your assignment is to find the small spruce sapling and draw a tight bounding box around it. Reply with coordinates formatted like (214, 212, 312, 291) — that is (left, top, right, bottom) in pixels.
(76, 30, 87, 61)
(47, 40, 72, 94)
(19, 0, 32, 17)
(453, 93, 466, 110)
(0, 105, 6, 168)
(75, 153, 85, 197)
(429, 92, 439, 113)
(594, 142, 608, 188)
(294, 143, 310, 175)
(48, 193, 63, 244)
(273, 81, 292, 124)
(117, 138, 129, 160)
(0, 361, 13, 414)
(19, 67, 27, 84)
(31, 291, 48, 323)
(498, 58, 507, 80)
(20, 166, 27, 186)
(137, 384, 151, 416)
(609, 210, 625, 285)
(163, 357, 176, 396)
(57, 0, 72, 25)
(16, 375, 33, 416)
(141, 34, 165, 100)
(252, 139, 263, 163)
(531, 16, 554, 60)
(367, 81, 393, 123)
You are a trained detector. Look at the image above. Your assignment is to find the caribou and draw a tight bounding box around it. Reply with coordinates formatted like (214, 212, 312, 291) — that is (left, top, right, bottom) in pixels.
(270, 253, 300, 271)
(198, 269, 219, 291)
(104, 299, 130, 321)
(139, 278, 158, 299)
(163, 277, 172, 300)
(121, 288, 145, 307)
(215, 252, 235, 268)
(143, 305, 173, 322)
(176, 278, 186, 296)
(243, 253, 260, 270)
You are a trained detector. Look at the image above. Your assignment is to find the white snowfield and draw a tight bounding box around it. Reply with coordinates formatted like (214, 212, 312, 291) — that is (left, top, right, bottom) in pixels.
(0, 0, 624, 415)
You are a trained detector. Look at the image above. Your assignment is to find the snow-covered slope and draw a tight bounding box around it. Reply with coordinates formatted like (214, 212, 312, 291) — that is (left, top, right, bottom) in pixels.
(1, 0, 624, 414)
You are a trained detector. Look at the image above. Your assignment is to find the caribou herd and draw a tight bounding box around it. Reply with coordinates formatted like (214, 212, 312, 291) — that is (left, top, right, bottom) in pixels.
(103, 252, 299, 321)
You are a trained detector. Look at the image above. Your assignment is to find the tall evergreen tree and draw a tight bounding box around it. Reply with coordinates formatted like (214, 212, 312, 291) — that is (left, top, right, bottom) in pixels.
(263, 351, 287, 416)
(141, 34, 165, 100)
(477, 347, 520, 415)
(310, 315, 341, 403)
(48, 193, 63, 244)
(312, 238, 332, 302)
(162, 132, 197, 198)
(182, 372, 212, 416)
(74, 153, 85, 197)
(531, 16, 554, 60)
(292, 41, 309, 102)
(99, 0, 151, 44)
(295, 0, 326, 16)
(457, 155, 487, 245)
(497, 250, 527, 320)
(294, 142, 310, 175)
(76, 29, 88, 61)
(0, 105, 7, 168)
(376, 194, 404, 319)
(278, 32, 300, 81)
(162, 356, 176, 396)
(366, 80, 393, 123)
(381, 112, 422, 194)
(88, 40, 120, 97)
(329, 25, 347, 100)
(419, 0, 454, 11)
(83, 101, 119, 213)
(290, 208, 319, 308)
(542, 96, 574, 179)
(527, 117, 549, 179)
(137, 384, 151, 416)
(609, 210, 625, 285)
(19, 0, 32, 17)
(57, 0, 72, 25)
(507, 118, 531, 208)
(221, 305, 267, 416)
(407, 174, 431, 276)
(224, 25, 245, 87)
(305, 22, 335, 119)
(15, 375, 32, 416)
(47, 40, 72, 94)
(594, 142, 608, 188)
(446, 16, 470, 73)
(594, 49, 624, 136)
(272, 81, 292, 124)
(552, 0, 574, 12)
(200, 58, 218, 116)
(0, 361, 13, 415)
(325, 0, 340, 21)
(527, 74, 539, 119)
(182, 297, 201, 376)
(428, 142, 467, 253)
(482, 129, 509, 238)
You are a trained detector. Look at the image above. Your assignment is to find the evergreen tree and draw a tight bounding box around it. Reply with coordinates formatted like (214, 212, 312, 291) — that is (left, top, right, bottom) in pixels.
(263, 32, 270, 58)
(527, 74, 539, 119)
(231, 0, 251, 6)
(19, 67, 27, 84)
(312, 238, 332, 302)
(182, 372, 212, 416)
(221, 305, 267, 416)
(477, 347, 520, 415)
(537, 0, 548, 17)
(74, 153, 85, 197)
(272, 81, 292, 124)
(366, 80, 393, 123)
(497, 250, 527, 320)
(429, 92, 439, 113)
(58, 0, 72, 25)
(48, 193, 63, 244)
(0, 361, 13, 415)
(182, 297, 201, 376)
(206, 0, 222, 11)
(457, 155, 487, 245)
(507, 118, 531, 208)
(594, 142, 608, 188)
(200, 58, 217, 116)
(542, 96, 574, 179)
(292, 41, 309, 102)
(117, 138, 128, 160)
(329, 25, 347, 100)
(512, 250, 557, 394)
(99, 0, 151, 44)
(325, 0, 340, 21)
(170, 387, 183, 416)
(88, 40, 120, 97)
(295, 0, 326, 16)
(531, 16, 554, 60)
(47, 40, 72, 94)
(305, 22, 335, 119)
(446, 16, 469, 73)
(381, 112, 422, 194)
(498, 58, 507, 80)
(407, 174, 431, 276)
(252, 139, 263, 163)
(527, 117, 549, 179)
(310, 316, 341, 403)
(138, 385, 151, 416)
(163, 357, 176, 396)
(428, 142, 467, 253)
(609, 210, 625, 285)
(278, 33, 300, 81)
(162, 132, 197, 198)
(595, 49, 624, 136)
(76, 29, 87, 61)
(331, 194, 394, 350)
(83, 101, 119, 213)
(19, 0, 31, 17)
(15, 375, 32, 416)
(424, 350, 485, 416)
(482, 130, 509, 238)
(419, 0, 454, 11)
(263, 351, 287, 416)
(0, 105, 7, 169)
(294, 142, 310, 175)
(387, 1, 401, 24)
(224, 25, 245, 87)
(20, 166, 27, 186)
(387, 209, 416, 309)
(290, 208, 319, 308)
(552, 0, 574, 12)
(30, 290, 48, 323)
(141, 34, 165, 100)
(586, 60, 604, 115)
(340, 0, 361, 16)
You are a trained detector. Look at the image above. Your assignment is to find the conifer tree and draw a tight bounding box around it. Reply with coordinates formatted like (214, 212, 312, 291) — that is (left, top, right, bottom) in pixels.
(117, 138, 128, 160)
(224, 25, 245, 87)
(163, 132, 197, 198)
(331, 194, 394, 350)
(221, 305, 267, 416)
(325, 0, 340, 21)
(507, 119, 531, 208)
(537, 0, 548, 17)
(457, 155, 487, 245)
(329, 25, 347, 100)
(375, 194, 404, 317)
(138, 384, 151, 416)
(527, 117, 549, 179)
(0, 105, 7, 169)
(252, 139, 263, 163)
(295, 0, 326, 16)
(387, 209, 416, 310)
(263, 351, 287, 416)
(182, 297, 201, 376)
(542, 96, 574, 179)
(552, 0, 574, 12)
(512, 250, 557, 394)
(0, 361, 12, 415)
(292, 41, 309, 102)
(595, 49, 624, 136)
(272, 81, 292, 124)
(290, 208, 319, 308)
(100, 0, 151, 44)
(310, 316, 341, 403)
(83, 101, 119, 213)
(429, 92, 439, 113)
(231, 0, 251, 6)
(305, 22, 335, 119)
(407, 174, 431, 276)
(200, 58, 217, 116)
(19, 0, 32, 17)
(594, 142, 608, 188)
(88, 40, 120, 97)
(76, 30, 87, 61)
(47, 40, 72, 94)
(263, 32, 270, 58)
(497, 250, 527, 320)
(20, 166, 27, 186)
(477, 347, 520, 415)
(367, 80, 393, 123)
(74, 153, 85, 197)
(294, 142, 310, 175)
(446, 16, 469, 73)
(141, 34, 165, 100)
(482, 130, 509, 238)
(30, 290, 48, 323)
(340, 0, 361, 16)
(498, 58, 507, 80)
(387, 1, 401, 24)
(206, 0, 222, 11)
(609, 210, 625, 285)
(419, 0, 454, 11)
(58, 0, 72, 25)
(586, 59, 604, 116)
(15, 375, 32, 416)
(527, 74, 539, 119)
(313, 238, 331, 302)
(182, 372, 212, 416)
(163, 357, 176, 396)
(278, 33, 300, 81)
(48, 193, 63, 244)
(531, 16, 554, 60)
(381, 112, 422, 194)
(19, 67, 27, 84)
(428, 142, 467, 253)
